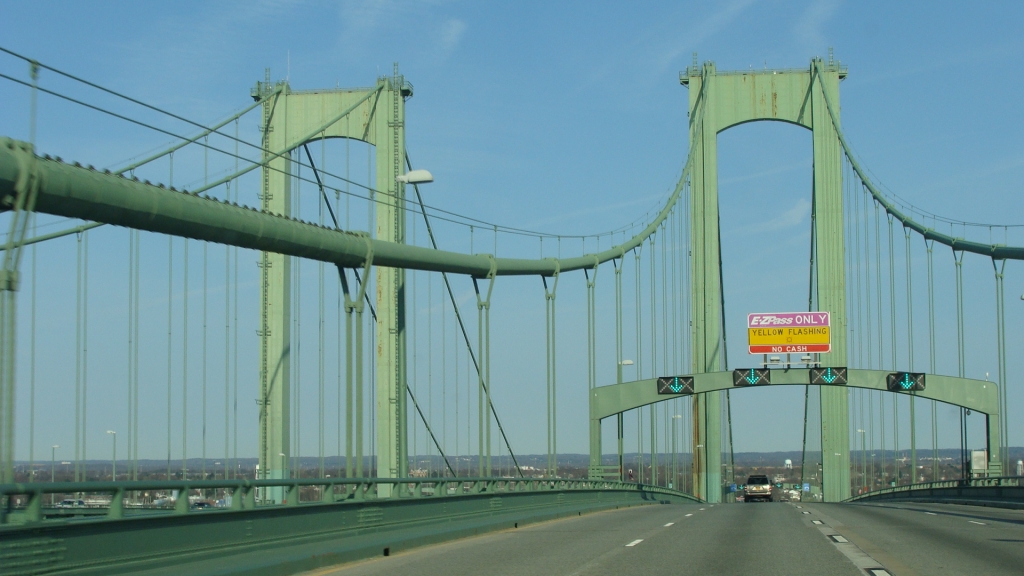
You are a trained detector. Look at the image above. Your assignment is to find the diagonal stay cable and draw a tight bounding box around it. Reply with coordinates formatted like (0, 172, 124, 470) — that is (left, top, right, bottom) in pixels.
(303, 144, 455, 477)
(405, 154, 524, 478)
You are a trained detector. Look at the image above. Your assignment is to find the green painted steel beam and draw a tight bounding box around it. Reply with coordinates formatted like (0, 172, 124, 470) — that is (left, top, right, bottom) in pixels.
(591, 369, 1002, 475)
(591, 370, 999, 420)
(0, 138, 687, 278)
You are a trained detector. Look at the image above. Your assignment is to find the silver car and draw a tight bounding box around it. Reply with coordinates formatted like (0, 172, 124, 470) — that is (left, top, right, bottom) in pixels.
(743, 475, 772, 502)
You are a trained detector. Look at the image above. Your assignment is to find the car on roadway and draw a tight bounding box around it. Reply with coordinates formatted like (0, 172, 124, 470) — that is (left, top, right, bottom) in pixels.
(743, 475, 772, 502)
(56, 499, 86, 508)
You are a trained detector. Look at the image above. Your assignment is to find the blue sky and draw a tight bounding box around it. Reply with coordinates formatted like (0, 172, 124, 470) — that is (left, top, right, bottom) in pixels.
(2, 1, 1023, 466)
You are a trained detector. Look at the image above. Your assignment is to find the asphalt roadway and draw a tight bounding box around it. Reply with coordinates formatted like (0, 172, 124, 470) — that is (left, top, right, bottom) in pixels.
(301, 500, 1024, 576)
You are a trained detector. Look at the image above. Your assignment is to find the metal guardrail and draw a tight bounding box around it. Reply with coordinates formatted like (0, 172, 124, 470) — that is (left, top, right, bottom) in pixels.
(0, 476, 699, 525)
(0, 477, 698, 575)
(846, 476, 1024, 503)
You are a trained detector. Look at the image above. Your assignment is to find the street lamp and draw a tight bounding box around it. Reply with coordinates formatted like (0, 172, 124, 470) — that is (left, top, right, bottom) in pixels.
(50, 445, 59, 483)
(856, 429, 866, 492)
(50, 445, 59, 505)
(106, 431, 116, 481)
(615, 359, 635, 481)
(396, 169, 434, 184)
(672, 415, 683, 490)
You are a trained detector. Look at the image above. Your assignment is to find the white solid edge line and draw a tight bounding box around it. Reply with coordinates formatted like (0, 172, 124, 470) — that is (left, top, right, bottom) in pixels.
(626, 539, 644, 547)
(664, 522, 674, 527)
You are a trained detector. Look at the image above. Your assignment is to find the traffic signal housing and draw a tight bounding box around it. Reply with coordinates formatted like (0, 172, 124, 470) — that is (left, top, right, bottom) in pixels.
(887, 372, 925, 392)
(809, 367, 848, 385)
(733, 368, 771, 387)
(657, 376, 694, 395)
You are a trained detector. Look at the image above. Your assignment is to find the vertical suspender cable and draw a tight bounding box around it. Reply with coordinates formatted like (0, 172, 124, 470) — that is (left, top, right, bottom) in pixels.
(649, 235, 657, 485)
(293, 156, 301, 476)
(202, 239, 208, 478)
(133, 229, 140, 480)
(318, 164, 325, 480)
(864, 187, 875, 487)
(614, 257, 623, 481)
(183, 236, 188, 478)
(81, 232, 88, 480)
(635, 247, 643, 482)
(875, 203, 885, 482)
(887, 214, 898, 484)
(428, 271, 433, 475)
(905, 227, 915, 479)
(201, 139, 208, 480)
(166, 236, 172, 480)
(75, 233, 81, 481)
(126, 229, 134, 482)
(224, 183, 231, 481)
(954, 250, 966, 478)
(993, 258, 1007, 472)
(232, 119, 239, 479)
(28, 224, 35, 481)
(926, 239, 937, 481)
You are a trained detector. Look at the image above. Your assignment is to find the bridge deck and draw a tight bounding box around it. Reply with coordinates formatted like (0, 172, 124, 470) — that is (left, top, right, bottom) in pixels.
(308, 502, 1024, 576)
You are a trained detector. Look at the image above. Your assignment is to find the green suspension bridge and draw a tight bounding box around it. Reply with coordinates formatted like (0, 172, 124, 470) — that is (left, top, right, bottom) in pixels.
(0, 49, 1022, 574)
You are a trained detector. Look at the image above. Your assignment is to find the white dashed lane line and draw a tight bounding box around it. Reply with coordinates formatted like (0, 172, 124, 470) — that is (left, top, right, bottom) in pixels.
(968, 520, 986, 525)
(685, 513, 693, 517)
(925, 512, 937, 516)
(625, 539, 643, 547)
(664, 522, 674, 527)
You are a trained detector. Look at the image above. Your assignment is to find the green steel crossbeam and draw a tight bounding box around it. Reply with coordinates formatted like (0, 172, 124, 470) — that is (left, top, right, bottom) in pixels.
(590, 369, 1002, 475)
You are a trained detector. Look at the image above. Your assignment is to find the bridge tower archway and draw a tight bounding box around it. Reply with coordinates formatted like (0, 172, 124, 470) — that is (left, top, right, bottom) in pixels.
(254, 70, 411, 502)
(682, 57, 849, 502)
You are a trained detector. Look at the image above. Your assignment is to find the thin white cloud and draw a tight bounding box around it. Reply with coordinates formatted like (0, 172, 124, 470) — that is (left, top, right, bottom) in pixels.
(438, 19, 466, 55)
(653, 0, 758, 74)
(744, 197, 811, 234)
(793, 0, 841, 51)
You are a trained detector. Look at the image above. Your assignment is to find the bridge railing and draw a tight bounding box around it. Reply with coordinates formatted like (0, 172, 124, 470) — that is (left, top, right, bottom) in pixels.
(847, 476, 1024, 503)
(0, 476, 698, 525)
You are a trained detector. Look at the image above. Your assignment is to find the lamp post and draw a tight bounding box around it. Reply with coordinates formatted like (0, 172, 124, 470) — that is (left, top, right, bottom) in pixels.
(856, 429, 866, 492)
(672, 415, 683, 490)
(50, 445, 59, 483)
(395, 170, 434, 184)
(617, 359, 634, 481)
(50, 445, 59, 505)
(106, 431, 116, 481)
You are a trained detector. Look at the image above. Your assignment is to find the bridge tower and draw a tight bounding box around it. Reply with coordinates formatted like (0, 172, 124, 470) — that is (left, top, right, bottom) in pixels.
(254, 68, 411, 501)
(681, 56, 850, 502)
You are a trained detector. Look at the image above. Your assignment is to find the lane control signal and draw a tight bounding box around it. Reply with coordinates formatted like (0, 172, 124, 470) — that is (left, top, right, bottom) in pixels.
(733, 368, 771, 387)
(810, 367, 848, 385)
(887, 372, 926, 392)
(657, 376, 694, 395)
